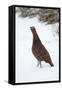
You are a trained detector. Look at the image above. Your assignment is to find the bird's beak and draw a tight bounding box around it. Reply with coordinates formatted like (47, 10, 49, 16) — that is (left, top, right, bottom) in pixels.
(30, 27, 32, 30)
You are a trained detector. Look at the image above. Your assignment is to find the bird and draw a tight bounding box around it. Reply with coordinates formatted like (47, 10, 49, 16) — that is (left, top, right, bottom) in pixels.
(30, 26, 54, 68)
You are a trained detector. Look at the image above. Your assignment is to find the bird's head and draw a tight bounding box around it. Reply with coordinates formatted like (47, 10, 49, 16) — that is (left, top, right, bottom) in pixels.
(30, 26, 38, 39)
(30, 26, 35, 30)
(30, 26, 36, 34)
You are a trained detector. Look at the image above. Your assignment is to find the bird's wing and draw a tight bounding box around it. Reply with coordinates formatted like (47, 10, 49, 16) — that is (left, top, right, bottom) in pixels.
(32, 42, 49, 57)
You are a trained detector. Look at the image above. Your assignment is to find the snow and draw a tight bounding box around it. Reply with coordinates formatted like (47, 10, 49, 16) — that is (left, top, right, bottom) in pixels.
(15, 13, 59, 83)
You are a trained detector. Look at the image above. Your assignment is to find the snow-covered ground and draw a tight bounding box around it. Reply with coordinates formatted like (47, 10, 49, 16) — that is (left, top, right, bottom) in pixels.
(15, 13, 59, 83)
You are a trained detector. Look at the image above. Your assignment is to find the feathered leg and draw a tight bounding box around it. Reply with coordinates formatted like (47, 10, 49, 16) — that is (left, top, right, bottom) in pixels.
(37, 61, 41, 68)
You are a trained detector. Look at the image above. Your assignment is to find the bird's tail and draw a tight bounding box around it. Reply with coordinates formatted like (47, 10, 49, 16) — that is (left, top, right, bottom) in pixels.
(50, 63, 54, 67)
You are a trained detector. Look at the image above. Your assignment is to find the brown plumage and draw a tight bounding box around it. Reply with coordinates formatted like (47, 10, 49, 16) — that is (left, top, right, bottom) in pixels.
(30, 26, 54, 67)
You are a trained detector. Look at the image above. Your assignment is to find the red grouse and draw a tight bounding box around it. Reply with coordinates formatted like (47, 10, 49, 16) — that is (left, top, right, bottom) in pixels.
(30, 26, 54, 68)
